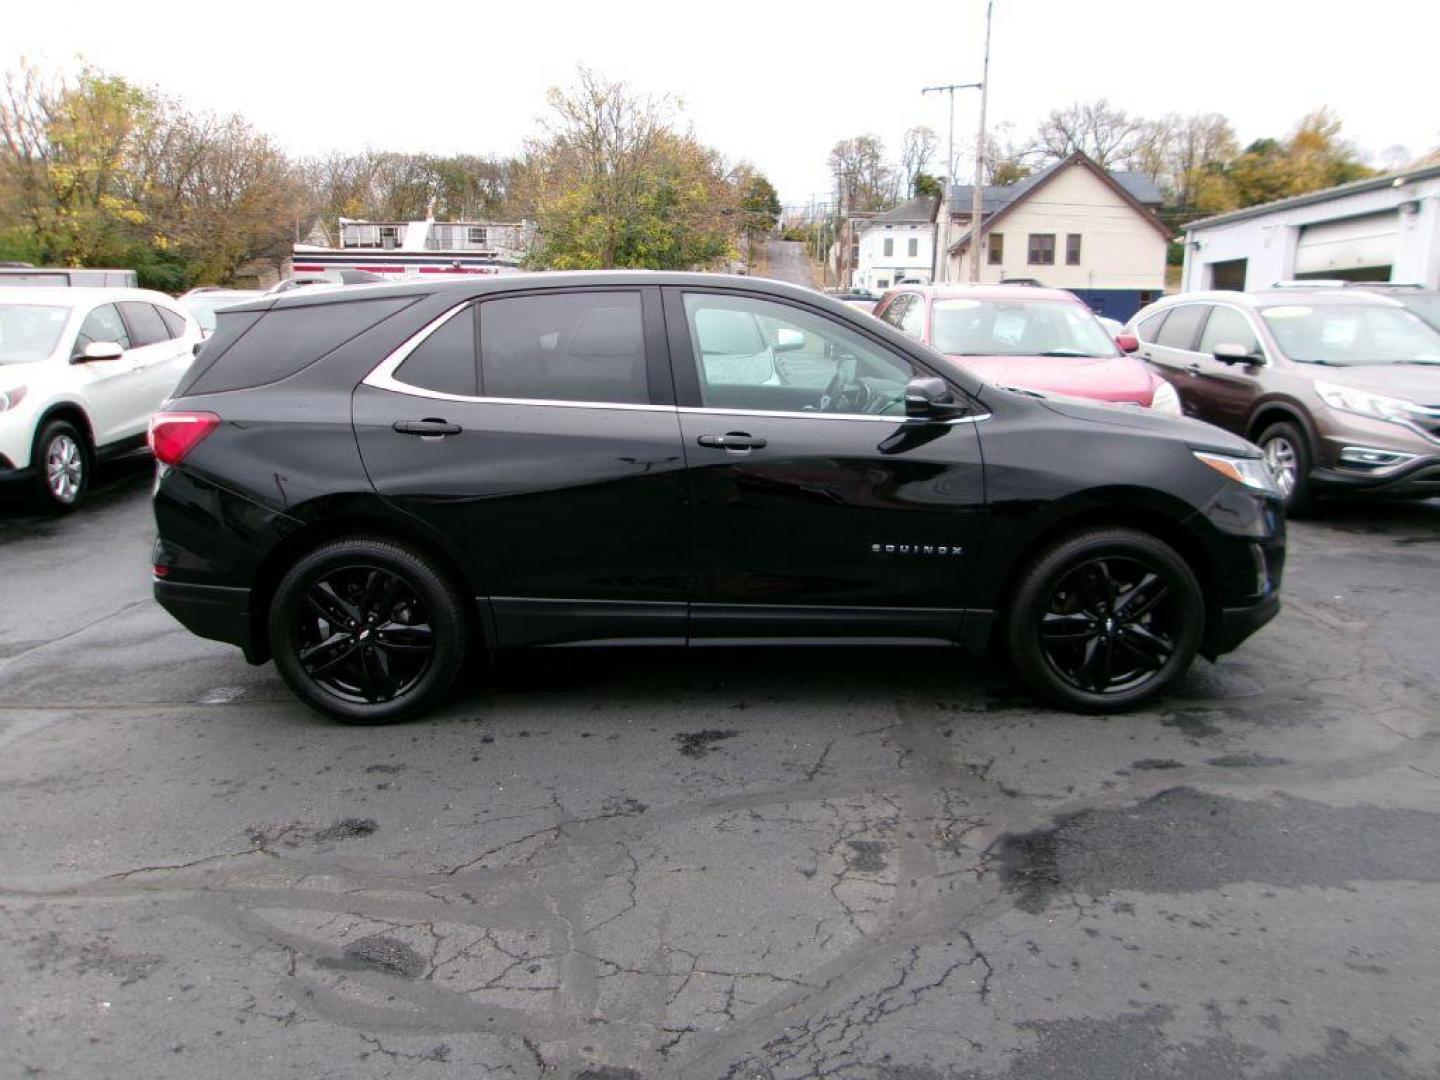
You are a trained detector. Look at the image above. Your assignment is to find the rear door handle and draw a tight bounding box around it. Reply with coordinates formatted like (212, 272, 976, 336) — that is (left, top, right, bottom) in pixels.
(1186, 362, 1203, 376)
(393, 419, 462, 436)
(697, 433, 767, 451)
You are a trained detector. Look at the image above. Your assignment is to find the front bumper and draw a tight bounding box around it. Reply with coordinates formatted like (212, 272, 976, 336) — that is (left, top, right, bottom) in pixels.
(154, 579, 264, 663)
(1311, 455, 1440, 499)
(1205, 592, 1281, 659)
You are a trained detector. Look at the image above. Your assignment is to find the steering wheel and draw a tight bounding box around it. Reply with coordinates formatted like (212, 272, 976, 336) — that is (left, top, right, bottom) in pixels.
(817, 355, 857, 412)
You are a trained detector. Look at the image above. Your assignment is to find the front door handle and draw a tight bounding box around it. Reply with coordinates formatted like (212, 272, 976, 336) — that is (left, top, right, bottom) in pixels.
(1186, 362, 1202, 376)
(697, 433, 767, 451)
(393, 419, 462, 436)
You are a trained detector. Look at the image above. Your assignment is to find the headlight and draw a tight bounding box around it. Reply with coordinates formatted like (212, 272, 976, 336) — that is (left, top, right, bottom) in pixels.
(1315, 381, 1416, 424)
(1149, 379, 1181, 416)
(1194, 450, 1279, 494)
(0, 386, 27, 413)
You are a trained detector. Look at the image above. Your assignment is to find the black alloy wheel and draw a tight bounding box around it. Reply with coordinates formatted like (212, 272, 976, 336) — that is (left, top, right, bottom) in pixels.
(1008, 527, 1203, 712)
(269, 538, 467, 723)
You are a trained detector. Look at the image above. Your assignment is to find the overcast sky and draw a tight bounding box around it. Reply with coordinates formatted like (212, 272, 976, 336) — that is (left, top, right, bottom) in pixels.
(6, 0, 1437, 209)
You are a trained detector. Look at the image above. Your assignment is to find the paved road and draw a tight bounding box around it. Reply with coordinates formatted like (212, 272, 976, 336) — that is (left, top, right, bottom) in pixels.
(758, 240, 818, 289)
(2, 465, 1439, 1080)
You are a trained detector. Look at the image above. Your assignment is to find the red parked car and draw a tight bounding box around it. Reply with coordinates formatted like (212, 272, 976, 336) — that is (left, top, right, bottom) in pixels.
(873, 284, 1181, 414)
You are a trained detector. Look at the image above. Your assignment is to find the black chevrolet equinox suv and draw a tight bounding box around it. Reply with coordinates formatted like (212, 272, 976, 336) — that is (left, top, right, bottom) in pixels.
(151, 272, 1284, 722)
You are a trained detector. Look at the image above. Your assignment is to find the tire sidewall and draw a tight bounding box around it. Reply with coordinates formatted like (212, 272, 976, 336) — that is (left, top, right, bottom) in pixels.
(268, 539, 466, 724)
(32, 420, 90, 513)
(1258, 421, 1311, 515)
(1008, 528, 1204, 713)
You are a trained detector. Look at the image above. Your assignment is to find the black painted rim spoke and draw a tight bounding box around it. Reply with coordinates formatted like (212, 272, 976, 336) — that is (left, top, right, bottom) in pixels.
(1040, 554, 1178, 696)
(294, 564, 434, 705)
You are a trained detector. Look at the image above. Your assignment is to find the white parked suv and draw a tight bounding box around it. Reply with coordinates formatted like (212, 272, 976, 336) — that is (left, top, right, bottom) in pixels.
(0, 287, 200, 510)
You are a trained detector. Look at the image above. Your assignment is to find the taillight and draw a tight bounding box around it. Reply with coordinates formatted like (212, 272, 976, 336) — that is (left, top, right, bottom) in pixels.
(148, 411, 220, 466)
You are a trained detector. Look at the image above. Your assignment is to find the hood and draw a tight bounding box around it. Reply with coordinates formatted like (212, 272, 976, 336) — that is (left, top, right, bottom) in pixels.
(942, 353, 1159, 406)
(0, 364, 36, 394)
(1298, 362, 1440, 406)
(1033, 394, 1258, 457)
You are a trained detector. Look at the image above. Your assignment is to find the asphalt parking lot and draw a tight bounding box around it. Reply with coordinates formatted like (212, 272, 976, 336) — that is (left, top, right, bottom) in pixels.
(2, 460, 1439, 1080)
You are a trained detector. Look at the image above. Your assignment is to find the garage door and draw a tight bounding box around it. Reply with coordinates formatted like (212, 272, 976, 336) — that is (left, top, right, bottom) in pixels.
(1293, 212, 1398, 279)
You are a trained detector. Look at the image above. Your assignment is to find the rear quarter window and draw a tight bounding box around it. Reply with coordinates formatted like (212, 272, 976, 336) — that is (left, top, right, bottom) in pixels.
(182, 296, 417, 396)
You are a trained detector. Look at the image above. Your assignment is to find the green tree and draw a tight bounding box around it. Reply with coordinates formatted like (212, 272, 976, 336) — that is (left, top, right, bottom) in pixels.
(738, 169, 781, 236)
(912, 172, 943, 198)
(518, 67, 740, 270)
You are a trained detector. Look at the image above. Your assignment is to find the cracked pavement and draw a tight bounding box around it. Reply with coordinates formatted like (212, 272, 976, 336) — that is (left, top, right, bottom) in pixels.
(2, 460, 1439, 1079)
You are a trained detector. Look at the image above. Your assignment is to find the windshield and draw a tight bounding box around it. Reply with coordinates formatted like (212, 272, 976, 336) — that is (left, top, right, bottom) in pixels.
(1397, 295, 1440, 332)
(0, 304, 70, 365)
(1259, 303, 1440, 366)
(184, 295, 254, 333)
(931, 298, 1118, 358)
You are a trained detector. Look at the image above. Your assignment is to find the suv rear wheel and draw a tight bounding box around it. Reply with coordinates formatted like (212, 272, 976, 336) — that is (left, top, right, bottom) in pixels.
(268, 537, 468, 724)
(1256, 420, 1312, 515)
(32, 419, 90, 512)
(1007, 527, 1204, 713)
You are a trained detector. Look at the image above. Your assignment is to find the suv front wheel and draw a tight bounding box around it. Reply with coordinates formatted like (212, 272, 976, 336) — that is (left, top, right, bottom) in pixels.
(1007, 527, 1204, 713)
(32, 419, 90, 512)
(1256, 420, 1312, 515)
(268, 537, 469, 724)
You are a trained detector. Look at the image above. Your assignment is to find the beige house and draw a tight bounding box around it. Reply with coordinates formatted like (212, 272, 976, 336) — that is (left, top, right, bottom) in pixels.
(940, 151, 1171, 320)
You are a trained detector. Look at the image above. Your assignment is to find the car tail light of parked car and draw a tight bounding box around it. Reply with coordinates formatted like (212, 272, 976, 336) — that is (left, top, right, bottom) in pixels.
(148, 411, 220, 466)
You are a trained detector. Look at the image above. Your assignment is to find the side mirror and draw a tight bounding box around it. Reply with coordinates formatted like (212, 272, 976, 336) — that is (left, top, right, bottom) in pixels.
(774, 328, 806, 353)
(1211, 342, 1254, 365)
(73, 341, 124, 363)
(904, 376, 968, 419)
(1115, 332, 1140, 354)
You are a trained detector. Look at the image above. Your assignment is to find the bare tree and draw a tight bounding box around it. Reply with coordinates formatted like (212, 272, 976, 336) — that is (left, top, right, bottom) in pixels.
(1034, 99, 1142, 167)
(828, 134, 893, 212)
(899, 126, 939, 198)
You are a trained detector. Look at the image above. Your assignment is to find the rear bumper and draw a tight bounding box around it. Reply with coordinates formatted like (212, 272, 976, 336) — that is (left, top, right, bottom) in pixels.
(154, 579, 264, 663)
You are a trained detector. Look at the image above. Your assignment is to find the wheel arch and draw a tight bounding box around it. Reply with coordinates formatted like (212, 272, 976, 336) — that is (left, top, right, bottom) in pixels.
(986, 499, 1220, 655)
(246, 509, 485, 665)
(1246, 398, 1315, 448)
(32, 402, 97, 461)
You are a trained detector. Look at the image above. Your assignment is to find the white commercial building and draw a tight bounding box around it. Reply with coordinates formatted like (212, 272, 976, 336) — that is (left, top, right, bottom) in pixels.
(1181, 163, 1440, 291)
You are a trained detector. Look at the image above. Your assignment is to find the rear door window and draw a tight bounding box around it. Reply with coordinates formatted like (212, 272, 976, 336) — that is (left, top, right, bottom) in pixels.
(1134, 308, 1169, 343)
(156, 305, 187, 339)
(118, 301, 170, 347)
(394, 307, 479, 397)
(1155, 304, 1209, 351)
(897, 295, 926, 339)
(479, 291, 647, 404)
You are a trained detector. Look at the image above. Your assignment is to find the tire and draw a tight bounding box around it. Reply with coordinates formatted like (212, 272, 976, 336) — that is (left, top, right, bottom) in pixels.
(267, 537, 468, 724)
(31, 419, 90, 512)
(1256, 420, 1312, 515)
(1006, 527, 1204, 714)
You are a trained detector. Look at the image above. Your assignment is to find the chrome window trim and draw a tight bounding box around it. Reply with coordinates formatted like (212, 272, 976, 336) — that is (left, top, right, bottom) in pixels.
(678, 406, 990, 426)
(363, 298, 667, 411)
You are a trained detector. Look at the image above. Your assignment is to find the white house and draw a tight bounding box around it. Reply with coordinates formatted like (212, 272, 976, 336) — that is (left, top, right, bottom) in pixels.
(850, 197, 938, 293)
(939, 152, 1171, 320)
(1180, 162, 1440, 291)
(290, 215, 534, 282)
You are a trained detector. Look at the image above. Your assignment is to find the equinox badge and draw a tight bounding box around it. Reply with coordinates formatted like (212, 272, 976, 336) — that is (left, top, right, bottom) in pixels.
(871, 543, 964, 556)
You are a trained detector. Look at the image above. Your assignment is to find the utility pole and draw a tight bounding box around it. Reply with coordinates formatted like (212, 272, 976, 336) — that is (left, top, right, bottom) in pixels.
(968, 0, 995, 284)
(922, 80, 981, 284)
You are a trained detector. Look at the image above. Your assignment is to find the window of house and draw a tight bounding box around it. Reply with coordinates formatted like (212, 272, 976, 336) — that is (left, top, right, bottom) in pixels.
(1027, 234, 1056, 266)
(988, 233, 1003, 265)
(907, 237, 918, 258)
(883, 238, 894, 257)
(479, 291, 647, 404)
(468, 227, 487, 246)
(379, 225, 401, 249)
(1066, 234, 1082, 265)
